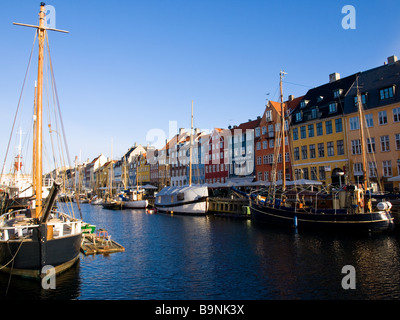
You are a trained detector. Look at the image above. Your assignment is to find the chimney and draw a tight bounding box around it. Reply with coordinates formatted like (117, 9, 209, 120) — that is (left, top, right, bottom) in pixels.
(179, 128, 185, 135)
(388, 55, 398, 64)
(329, 73, 341, 83)
(288, 95, 294, 101)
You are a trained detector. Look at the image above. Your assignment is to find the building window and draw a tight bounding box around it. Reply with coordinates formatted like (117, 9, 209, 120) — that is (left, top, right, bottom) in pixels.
(278, 154, 283, 163)
(264, 171, 269, 181)
(393, 107, 400, 122)
(365, 114, 374, 127)
(349, 117, 360, 130)
(269, 140, 274, 148)
(337, 140, 344, 155)
(293, 127, 298, 140)
(310, 167, 317, 180)
(396, 133, 400, 150)
(366, 137, 376, 153)
(329, 103, 337, 113)
(255, 127, 261, 137)
(319, 166, 326, 180)
(258, 172, 263, 181)
(318, 143, 325, 158)
(309, 144, 316, 159)
(257, 156, 262, 165)
(303, 168, 309, 180)
(334, 89, 343, 98)
(325, 120, 333, 134)
(262, 126, 267, 135)
(335, 118, 343, 133)
(301, 146, 308, 160)
(354, 94, 367, 107)
(263, 155, 268, 164)
(327, 141, 334, 156)
(351, 139, 361, 155)
(295, 112, 302, 122)
(383, 160, 392, 177)
(380, 135, 390, 152)
(368, 161, 377, 177)
(316, 122, 323, 136)
(308, 124, 314, 137)
(266, 110, 273, 122)
(354, 163, 363, 176)
(380, 86, 394, 100)
(378, 111, 388, 125)
(311, 108, 318, 119)
(300, 126, 306, 139)
(294, 147, 300, 161)
(262, 140, 268, 149)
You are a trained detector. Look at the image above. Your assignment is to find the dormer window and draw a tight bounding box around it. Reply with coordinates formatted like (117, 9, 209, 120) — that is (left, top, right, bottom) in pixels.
(295, 112, 303, 122)
(300, 100, 309, 108)
(329, 102, 337, 113)
(311, 107, 318, 119)
(380, 86, 395, 100)
(265, 110, 273, 122)
(333, 89, 343, 98)
(354, 94, 367, 107)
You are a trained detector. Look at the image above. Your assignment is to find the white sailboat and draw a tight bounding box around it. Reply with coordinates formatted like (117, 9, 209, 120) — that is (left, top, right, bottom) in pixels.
(155, 101, 208, 215)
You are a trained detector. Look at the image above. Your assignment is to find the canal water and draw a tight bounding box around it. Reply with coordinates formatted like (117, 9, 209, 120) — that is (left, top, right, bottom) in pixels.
(1, 203, 400, 300)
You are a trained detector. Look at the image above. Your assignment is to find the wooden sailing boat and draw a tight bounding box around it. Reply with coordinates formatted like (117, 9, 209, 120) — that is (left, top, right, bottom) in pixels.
(155, 101, 208, 215)
(250, 72, 394, 233)
(0, 3, 82, 278)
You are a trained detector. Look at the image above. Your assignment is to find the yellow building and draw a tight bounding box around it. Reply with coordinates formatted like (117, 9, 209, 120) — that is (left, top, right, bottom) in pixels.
(290, 73, 358, 187)
(343, 56, 400, 192)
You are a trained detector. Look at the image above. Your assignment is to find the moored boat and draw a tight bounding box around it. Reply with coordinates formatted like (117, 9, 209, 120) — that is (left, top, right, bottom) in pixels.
(0, 3, 82, 279)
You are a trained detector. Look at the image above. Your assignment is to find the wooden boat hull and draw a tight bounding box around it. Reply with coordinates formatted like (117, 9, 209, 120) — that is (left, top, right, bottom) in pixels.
(0, 233, 81, 279)
(251, 202, 394, 233)
(102, 202, 124, 210)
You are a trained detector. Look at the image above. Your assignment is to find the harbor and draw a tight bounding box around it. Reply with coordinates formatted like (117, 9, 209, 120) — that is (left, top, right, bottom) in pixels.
(2, 202, 400, 300)
(2, 1, 400, 306)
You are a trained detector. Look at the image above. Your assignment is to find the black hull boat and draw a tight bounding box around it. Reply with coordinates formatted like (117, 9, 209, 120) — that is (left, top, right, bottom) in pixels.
(0, 179, 82, 279)
(251, 201, 394, 233)
(0, 4, 83, 279)
(0, 231, 81, 278)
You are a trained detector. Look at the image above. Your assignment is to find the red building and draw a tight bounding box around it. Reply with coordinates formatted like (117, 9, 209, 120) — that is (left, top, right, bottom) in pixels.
(205, 128, 230, 184)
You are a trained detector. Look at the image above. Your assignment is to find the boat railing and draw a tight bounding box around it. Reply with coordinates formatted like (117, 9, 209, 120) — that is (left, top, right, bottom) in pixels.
(0, 209, 81, 241)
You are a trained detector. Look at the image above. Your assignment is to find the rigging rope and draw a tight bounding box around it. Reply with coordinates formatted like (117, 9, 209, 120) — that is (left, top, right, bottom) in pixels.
(1, 32, 37, 181)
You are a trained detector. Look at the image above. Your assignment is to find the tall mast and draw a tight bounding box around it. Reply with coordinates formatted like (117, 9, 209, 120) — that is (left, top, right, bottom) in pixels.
(33, 3, 46, 217)
(280, 71, 287, 191)
(14, 2, 68, 218)
(356, 78, 369, 192)
(189, 100, 193, 186)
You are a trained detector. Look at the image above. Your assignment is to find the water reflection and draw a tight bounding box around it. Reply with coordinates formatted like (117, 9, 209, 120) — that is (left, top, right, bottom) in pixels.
(2, 204, 400, 300)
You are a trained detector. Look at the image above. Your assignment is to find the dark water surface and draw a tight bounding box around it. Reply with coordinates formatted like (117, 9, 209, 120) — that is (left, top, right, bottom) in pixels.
(2, 203, 400, 300)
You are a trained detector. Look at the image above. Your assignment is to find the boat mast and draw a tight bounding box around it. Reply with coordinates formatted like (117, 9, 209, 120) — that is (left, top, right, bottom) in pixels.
(33, 3, 46, 218)
(13, 2, 68, 218)
(356, 78, 369, 192)
(189, 100, 193, 186)
(280, 71, 287, 191)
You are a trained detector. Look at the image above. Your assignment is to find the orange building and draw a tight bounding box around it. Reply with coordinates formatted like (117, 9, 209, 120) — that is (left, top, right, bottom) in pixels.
(255, 96, 303, 182)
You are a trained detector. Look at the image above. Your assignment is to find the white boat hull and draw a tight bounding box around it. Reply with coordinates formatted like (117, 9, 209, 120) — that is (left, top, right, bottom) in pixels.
(155, 185, 209, 215)
(123, 200, 148, 208)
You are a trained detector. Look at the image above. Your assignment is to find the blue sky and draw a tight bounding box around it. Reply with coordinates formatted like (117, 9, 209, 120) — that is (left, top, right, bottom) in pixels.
(1, 0, 400, 171)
